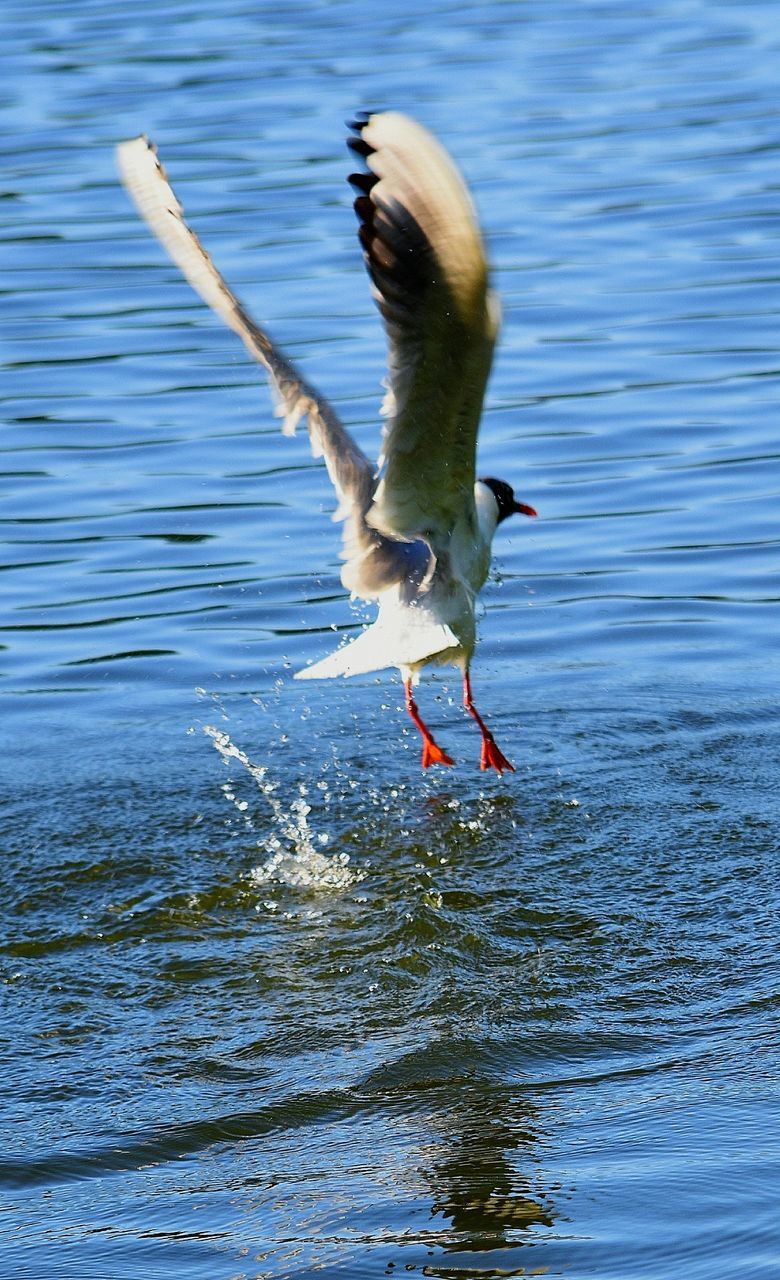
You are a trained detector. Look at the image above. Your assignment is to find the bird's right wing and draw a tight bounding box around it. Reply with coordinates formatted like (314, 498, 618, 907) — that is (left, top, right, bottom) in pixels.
(348, 112, 500, 554)
(116, 136, 377, 576)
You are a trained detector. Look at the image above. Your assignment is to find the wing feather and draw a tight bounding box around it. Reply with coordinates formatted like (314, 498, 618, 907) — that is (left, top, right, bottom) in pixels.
(348, 112, 500, 551)
(115, 136, 379, 584)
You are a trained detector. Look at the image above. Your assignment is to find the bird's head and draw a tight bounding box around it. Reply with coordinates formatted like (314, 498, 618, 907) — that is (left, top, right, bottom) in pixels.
(478, 476, 537, 525)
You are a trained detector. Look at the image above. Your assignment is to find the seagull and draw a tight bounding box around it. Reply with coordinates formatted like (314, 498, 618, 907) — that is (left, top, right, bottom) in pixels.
(116, 111, 537, 773)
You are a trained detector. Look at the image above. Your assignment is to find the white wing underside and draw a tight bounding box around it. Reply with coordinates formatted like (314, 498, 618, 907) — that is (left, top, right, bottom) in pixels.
(295, 617, 459, 680)
(116, 136, 382, 591)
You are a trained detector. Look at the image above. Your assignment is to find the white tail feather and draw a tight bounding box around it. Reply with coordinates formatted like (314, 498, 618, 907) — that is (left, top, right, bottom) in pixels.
(294, 618, 459, 680)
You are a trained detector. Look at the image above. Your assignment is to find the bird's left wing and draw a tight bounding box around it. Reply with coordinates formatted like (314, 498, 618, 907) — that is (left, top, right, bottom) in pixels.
(115, 136, 377, 576)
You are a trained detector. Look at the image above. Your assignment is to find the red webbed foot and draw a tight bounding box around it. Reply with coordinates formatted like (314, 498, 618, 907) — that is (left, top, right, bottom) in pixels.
(463, 671, 516, 775)
(421, 738, 455, 769)
(479, 734, 515, 774)
(405, 678, 455, 770)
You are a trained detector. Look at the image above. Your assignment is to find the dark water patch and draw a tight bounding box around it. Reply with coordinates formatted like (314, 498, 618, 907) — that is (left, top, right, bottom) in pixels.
(0, 1088, 359, 1189)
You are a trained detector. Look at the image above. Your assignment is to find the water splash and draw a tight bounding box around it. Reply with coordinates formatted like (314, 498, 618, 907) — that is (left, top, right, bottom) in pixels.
(203, 725, 362, 890)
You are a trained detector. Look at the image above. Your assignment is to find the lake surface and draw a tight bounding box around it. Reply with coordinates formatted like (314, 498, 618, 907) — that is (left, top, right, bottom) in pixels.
(2, 1, 779, 1277)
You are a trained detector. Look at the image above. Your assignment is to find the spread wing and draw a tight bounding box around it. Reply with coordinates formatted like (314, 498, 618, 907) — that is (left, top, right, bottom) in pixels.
(348, 112, 500, 552)
(115, 136, 379, 586)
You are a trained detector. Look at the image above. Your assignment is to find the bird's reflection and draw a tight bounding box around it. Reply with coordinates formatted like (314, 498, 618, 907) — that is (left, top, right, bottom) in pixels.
(422, 1081, 555, 1253)
(362, 1032, 559, 1277)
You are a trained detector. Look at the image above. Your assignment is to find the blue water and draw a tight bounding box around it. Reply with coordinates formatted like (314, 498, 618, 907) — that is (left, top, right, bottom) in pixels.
(2, 1, 779, 1277)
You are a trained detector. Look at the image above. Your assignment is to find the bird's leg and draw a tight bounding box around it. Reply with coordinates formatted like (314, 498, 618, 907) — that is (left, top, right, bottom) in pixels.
(462, 671, 515, 774)
(404, 679, 454, 769)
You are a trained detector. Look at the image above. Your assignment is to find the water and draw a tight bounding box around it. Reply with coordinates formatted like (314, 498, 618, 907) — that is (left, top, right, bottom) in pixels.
(2, 1, 779, 1276)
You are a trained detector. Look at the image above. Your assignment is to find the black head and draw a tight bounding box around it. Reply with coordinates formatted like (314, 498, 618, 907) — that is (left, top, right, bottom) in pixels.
(480, 476, 537, 524)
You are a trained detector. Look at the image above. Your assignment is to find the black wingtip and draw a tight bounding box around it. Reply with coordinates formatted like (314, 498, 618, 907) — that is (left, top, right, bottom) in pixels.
(347, 170, 379, 194)
(346, 109, 387, 131)
(353, 194, 373, 223)
(346, 111, 372, 131)
(346, 135, 373, 158)
(346, 108, 426, 302)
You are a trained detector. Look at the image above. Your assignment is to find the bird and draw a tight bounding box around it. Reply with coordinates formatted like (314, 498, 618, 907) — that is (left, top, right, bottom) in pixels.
(116, 111, 537, 774)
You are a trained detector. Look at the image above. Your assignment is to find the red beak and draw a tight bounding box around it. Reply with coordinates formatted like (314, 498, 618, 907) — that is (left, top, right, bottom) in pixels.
(513, 501, 537, 518)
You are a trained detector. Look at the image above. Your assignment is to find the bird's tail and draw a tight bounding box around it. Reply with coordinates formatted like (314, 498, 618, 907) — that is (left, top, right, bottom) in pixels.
(294, 618, 459, 680)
